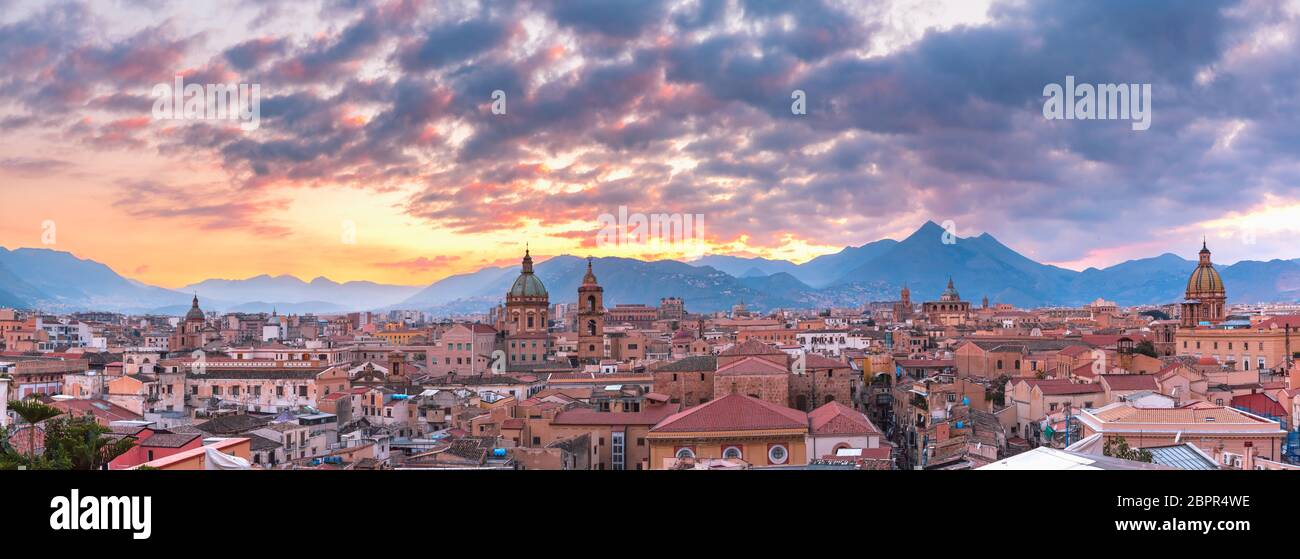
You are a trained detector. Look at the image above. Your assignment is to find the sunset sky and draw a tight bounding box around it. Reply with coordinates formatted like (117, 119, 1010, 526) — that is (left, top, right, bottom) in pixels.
(2, 0, 1300, 289)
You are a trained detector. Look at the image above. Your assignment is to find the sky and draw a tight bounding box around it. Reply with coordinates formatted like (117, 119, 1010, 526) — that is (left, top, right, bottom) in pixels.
(2, 0, 1300, 289)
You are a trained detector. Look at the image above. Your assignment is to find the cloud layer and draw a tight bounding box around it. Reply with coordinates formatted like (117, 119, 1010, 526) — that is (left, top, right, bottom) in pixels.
(3, 0, 1300, 279)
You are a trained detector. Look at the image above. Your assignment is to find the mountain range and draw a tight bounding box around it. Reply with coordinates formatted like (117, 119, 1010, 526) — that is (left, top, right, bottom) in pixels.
(2, 221, 1299, 316)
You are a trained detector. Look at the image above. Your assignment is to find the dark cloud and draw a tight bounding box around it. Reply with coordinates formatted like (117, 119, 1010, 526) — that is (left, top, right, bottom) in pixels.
(6, 0, 1300, 265)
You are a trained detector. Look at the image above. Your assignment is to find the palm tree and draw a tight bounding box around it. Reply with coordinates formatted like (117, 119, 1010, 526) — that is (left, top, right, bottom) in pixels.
(7, 397, 62, 467)
(42, 415, 135, 470)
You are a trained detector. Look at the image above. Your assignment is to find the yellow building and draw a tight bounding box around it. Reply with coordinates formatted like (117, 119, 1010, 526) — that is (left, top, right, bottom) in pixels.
(1175, 315, 1299, 373)
(375, 329, 425, 345)
(646, 393, 808, 469)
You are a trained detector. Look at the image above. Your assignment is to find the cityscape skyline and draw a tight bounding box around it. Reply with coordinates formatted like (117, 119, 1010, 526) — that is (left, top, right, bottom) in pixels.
(4, 0, 1300, 288)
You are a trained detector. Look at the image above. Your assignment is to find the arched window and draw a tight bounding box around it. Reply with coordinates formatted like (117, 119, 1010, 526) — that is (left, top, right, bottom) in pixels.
(587, 295, 596, 312)
(587, 319, 597, 336)
(675, 447, 695, 460)
(722, 446, 742, 460)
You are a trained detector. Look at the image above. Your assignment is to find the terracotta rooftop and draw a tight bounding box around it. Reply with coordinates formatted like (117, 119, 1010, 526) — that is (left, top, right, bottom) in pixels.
(552, 402, 680, 426)
(1100, 374, 1159, 392)
(1258, 315, 1300, 330)
(1030, 379, 1104, 395)
(719, 339, 784, 357)
(808, 401, 880, 436)
(1092, 404, 1273, 425)
(650, 394, 806, 433)
(139, 432, 201, 448)
(46, 398, 142, 423)
(802, 353, 849, 369)
(716, 356, 788, 376)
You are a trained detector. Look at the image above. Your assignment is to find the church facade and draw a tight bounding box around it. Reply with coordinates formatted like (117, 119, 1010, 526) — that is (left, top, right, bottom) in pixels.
(496, 249, 553, 369)
(1180, 241, 1227, 328)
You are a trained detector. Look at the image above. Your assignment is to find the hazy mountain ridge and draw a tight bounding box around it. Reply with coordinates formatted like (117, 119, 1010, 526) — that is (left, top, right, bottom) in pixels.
(3, 222, 1299, 316)
(183, 275, 421, 309)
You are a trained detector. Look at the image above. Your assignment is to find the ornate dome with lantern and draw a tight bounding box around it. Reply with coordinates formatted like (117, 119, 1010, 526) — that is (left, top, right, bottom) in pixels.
(1180, 240, 1226, 328)
(507, 248, 548, 301)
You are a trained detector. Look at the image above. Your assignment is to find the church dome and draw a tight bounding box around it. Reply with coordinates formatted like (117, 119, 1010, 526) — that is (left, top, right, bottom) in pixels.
(939, 277, 960, 301)
(510, 274, 548, 298)
(508, 249, 548, 299)
(1185, 242, 1225, 297)
(185, 295, 205, 321)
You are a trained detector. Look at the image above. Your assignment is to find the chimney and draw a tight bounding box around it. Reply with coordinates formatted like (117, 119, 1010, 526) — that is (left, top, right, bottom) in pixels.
(1243, 441, 1256, 471)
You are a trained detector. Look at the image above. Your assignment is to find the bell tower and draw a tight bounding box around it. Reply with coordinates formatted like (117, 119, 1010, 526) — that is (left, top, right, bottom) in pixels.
(577, 257, 605, 364)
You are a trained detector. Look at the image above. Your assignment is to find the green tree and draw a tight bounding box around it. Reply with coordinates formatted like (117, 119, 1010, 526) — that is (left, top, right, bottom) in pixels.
(1139, 310, 1171, 321)
(985, 374, 1012, 407)
(1133, 341, 1158, 358)
(42, 414, 135, 470)
(7, 397, 62, 467)
(1103, 436, 1154, 463)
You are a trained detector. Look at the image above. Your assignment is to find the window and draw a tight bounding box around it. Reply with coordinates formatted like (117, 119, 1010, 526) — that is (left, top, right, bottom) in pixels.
(723, 446, 743, 459)
(611, 432, 625, 471)
(675, 447, 695, 460)
(767, 444, 789, 465)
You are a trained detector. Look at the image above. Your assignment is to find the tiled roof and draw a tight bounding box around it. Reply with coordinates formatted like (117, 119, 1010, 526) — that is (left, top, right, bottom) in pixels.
(716, 356, 788, 376)
(653, 355, 717, 372)
(719, 339, 784, 357)
(140, 432, 201, 448)
(650, 394, 806, 433)
(802, 353, 849, 369)
(1258, 315, 1300, 330)
(193, 414, 272, 435)
(1100, 374, 1159, 392)
(553, 403, 680, 426)
(896, 359, 955, 368)
(1032, 379, 1104, 395)
(1093, 404, 1271, 425)
(967, 339, 1086, 352)
(808, 401, 880, 436)
(47, 399, 142, 422)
